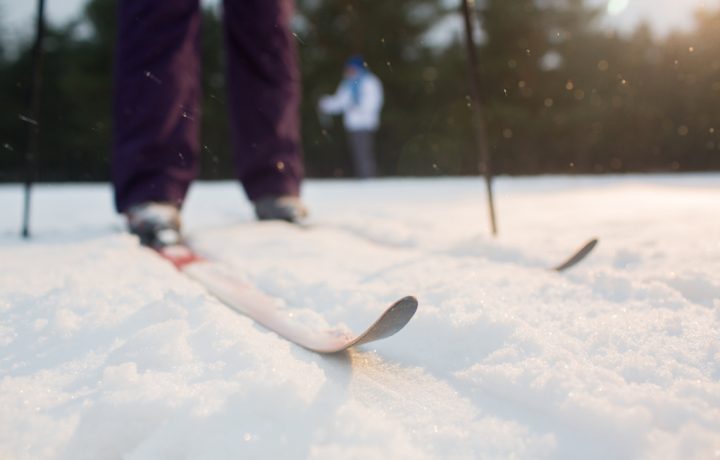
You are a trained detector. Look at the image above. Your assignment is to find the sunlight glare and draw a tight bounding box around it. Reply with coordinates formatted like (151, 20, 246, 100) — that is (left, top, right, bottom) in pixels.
(607, 0, 630, 15)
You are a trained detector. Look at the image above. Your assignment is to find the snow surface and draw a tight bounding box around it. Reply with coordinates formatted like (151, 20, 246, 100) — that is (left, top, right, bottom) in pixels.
(1, 175, 719, 460)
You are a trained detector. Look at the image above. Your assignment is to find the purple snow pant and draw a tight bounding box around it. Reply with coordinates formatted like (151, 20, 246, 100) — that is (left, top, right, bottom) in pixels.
(112, 0, 303, 212)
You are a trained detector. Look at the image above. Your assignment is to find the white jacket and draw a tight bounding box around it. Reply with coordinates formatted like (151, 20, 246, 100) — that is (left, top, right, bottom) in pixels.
(319, 72, 384, 131)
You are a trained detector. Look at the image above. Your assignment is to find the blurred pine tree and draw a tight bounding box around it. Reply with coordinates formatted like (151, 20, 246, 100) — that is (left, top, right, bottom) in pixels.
(1, 0, 719, 181)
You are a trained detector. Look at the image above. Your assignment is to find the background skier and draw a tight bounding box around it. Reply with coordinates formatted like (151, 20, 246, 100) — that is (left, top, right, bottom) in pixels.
(319, 56, 384, 179)
(113, 0, 308, 249)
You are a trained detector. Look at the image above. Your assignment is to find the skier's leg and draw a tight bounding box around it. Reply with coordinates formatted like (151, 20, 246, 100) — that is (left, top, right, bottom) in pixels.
(222, 0, 304, 202)
(348, 130, 377, 178)
(113, 0, 202, 213)
(363, 130, 378, 177)
(347, 131, 361, 178)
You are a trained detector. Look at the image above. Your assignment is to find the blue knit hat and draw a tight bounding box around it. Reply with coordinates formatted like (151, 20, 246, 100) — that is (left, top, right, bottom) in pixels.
(345, 55, 365, 71)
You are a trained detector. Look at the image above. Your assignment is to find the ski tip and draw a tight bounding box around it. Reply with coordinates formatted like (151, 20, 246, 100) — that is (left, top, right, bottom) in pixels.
(379, 295, 419, 330)
(347, 296, 419, 350)
(580, 237, 599, 254)
(388, 296, 418, 319)
(553, 237, 600, 272)
(582, 238, 599, 255)
(395, 295, 419, 309)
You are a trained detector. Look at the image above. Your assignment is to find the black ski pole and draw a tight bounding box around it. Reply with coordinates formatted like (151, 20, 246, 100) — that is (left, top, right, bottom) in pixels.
(460, 0, 498, 236)
(21, 0, 47, 238)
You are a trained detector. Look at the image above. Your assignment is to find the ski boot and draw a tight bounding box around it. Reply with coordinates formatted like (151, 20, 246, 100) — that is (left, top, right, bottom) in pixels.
(126, 202, 182, 249)
(253, 195, 308, 223)
(126, 202, 199, 268)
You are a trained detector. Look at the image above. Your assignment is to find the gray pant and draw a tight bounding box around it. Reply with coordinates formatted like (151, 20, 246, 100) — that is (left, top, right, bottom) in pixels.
(347, 130, 377, 178)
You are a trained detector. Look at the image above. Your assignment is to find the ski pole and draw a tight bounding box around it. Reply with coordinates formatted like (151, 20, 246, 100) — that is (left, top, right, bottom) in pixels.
(460, 0, 498, 236)
(21, 0, 47, 238)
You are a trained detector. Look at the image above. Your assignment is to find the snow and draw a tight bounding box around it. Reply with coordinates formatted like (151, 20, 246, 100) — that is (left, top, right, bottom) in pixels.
(1, 175, 719, 460)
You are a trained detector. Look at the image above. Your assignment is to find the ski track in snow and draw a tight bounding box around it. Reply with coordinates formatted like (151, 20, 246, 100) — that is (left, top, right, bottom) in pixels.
(0, 176, 719, 460)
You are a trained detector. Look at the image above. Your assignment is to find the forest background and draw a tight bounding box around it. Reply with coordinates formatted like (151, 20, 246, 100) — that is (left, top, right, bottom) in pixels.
(1, 0, 719, 181)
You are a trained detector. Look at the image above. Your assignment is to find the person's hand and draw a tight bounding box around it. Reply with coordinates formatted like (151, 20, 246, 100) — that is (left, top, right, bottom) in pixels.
(317, 97, 332, 128)
(318, 95, 331, 112)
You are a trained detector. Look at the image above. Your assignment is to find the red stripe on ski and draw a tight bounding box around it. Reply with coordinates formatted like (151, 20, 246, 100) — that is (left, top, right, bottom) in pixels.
(156, 245, 204, 269)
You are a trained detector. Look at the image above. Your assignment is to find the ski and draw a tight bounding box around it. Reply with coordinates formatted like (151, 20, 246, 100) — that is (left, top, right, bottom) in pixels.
(551, 238, 599, 272)
(155, 244, 418, 354)
(303, 223, 598, 273)
(301, 222, 598, 272)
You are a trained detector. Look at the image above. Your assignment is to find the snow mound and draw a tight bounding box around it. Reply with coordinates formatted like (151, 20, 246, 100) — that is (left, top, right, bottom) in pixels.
(1, 176, 719, 459)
